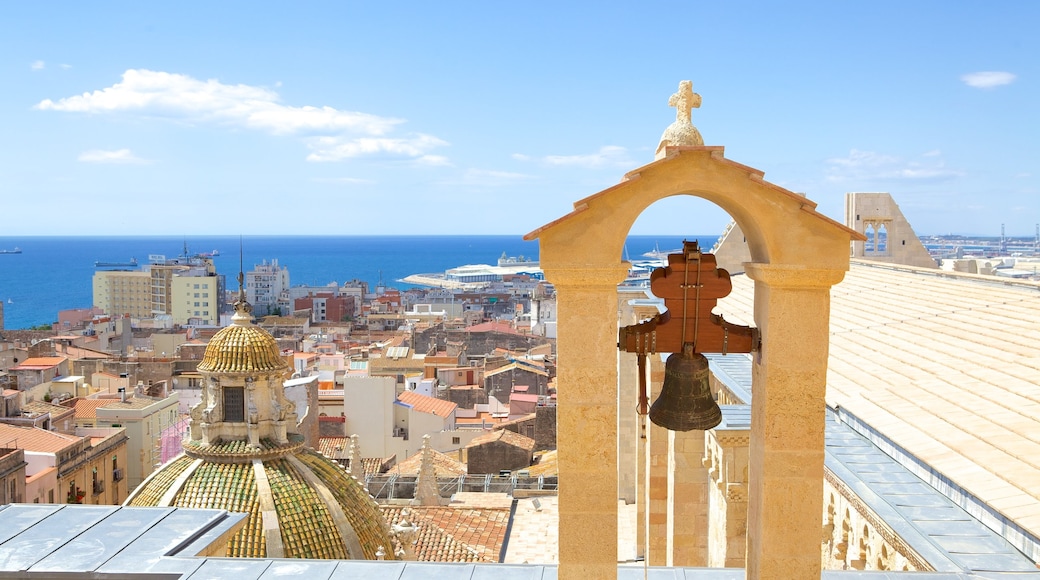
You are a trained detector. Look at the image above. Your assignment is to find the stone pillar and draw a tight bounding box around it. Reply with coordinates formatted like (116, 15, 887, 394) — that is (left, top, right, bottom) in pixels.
(705, 417, 750, 567)
(617, 349, 639, 503)
(546, 264, 628, 580)
(646, 355, 670, 565)
(744, 264, 846, 580)
(669, 428, 708, 566)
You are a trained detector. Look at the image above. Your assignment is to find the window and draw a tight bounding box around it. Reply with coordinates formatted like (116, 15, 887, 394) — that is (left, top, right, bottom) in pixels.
(452, 437, 460, 445)
(194, 284, 200, 289)
(223, 387, 245, 422)
(194, 293, 200, 298)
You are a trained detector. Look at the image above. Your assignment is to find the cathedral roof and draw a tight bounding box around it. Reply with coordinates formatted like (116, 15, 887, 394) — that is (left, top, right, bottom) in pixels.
(127, 437, 396, 560)
(129, 293, 394, 561)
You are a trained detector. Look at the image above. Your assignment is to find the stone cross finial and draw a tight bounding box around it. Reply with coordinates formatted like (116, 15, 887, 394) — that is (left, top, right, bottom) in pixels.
(669, 80, 701, 123)
(656, 80, 705, 159)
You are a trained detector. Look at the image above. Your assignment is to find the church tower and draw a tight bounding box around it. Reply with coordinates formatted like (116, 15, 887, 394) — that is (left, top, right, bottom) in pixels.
(126, 283, 396, 560)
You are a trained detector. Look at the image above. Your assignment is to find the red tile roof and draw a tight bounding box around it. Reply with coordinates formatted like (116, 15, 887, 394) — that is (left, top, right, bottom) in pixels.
(382, 506, 511, 562)
(393, 448, 466, 477)
(10, 356, 66, 371)
(397, 391, 457, 419)
(0, 423, 81, 453)
(463, 321, 525, 335)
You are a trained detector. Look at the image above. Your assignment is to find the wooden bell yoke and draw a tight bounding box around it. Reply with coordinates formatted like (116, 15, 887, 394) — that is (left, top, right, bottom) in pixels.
(619, 240, 759, 357)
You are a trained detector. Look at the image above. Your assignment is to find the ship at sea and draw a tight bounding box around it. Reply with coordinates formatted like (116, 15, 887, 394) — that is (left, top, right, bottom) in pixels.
(94, 258, 139, 268)
(0, 247, 21, 254)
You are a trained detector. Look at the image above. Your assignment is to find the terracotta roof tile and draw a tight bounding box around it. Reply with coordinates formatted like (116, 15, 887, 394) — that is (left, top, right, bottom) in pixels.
(382, 506, 511, 562)
(0, 423, 81, 453)
(392, 448, 466, 477)
(397, 391, 457, 419)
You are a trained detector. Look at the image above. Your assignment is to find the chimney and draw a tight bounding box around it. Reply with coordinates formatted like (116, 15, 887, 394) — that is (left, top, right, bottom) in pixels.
(118, 387, 126, 403)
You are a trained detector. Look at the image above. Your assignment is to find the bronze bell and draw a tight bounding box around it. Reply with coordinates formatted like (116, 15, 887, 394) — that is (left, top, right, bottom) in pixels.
(648, 345, 722, 431)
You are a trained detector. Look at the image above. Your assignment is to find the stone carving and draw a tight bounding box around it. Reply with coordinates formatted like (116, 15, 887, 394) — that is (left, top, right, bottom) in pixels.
(655, 80, 704, 159)
(348, 434, 362, 479)
(412, 435, 442, 506)
(392, 507, 418, 560)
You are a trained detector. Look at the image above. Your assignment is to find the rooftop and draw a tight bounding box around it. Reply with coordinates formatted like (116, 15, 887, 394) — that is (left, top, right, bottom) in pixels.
(718, 261, 1040, 561)
(397, 390, 458, 419)
(0, 423, 80, 453)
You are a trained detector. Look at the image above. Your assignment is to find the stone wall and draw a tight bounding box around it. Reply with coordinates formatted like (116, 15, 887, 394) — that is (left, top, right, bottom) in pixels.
(467, 439, 533, 475)
(533, 405, 556, 451)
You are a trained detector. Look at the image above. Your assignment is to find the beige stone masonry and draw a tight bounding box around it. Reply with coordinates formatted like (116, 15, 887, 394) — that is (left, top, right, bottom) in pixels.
(527, 87, 859, 580)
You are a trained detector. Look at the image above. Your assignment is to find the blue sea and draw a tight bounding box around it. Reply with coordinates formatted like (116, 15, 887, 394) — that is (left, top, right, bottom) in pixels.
(0, 235, 714, 330)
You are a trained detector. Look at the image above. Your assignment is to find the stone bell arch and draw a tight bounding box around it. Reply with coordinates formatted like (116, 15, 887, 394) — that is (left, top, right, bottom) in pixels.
(524, 81, 864, 580)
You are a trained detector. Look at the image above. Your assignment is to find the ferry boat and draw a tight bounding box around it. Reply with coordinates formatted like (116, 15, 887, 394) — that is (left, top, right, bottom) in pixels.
(0, 247, 21, 254)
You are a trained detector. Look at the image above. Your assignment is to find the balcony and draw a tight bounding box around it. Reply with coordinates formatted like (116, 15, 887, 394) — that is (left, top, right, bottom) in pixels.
(113, 468, 124, 482)
(92, 480, 105, 495)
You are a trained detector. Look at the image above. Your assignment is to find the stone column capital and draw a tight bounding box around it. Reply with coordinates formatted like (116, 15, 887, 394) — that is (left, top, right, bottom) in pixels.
(744, 263, 847, 289)
(541, 263, 631, 289)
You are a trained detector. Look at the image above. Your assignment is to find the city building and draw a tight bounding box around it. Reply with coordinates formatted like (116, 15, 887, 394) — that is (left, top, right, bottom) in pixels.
(92, 252, 224, 326)
(92, 269, 152, 319)
(0, 421, 127, 505)
(63, 388, 180, 489)
(0, 448, 26, 504)
(245, 259, 289, 317)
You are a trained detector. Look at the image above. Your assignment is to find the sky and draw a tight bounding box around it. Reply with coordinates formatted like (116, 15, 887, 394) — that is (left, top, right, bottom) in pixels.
(1, 2, 1037, 237)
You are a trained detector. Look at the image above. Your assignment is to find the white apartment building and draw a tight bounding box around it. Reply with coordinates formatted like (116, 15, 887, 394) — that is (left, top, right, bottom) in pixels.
(246, 259, 289, 317)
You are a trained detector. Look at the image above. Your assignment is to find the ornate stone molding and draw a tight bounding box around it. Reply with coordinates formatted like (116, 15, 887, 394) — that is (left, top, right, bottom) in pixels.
(183, 435, 306, 464)
(824, 466, 931, 571)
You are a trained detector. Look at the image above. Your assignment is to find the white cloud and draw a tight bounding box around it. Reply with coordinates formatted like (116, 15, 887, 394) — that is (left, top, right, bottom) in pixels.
(78, 148, 149, 164)
(415, 154, 452, 167)
(37, 69, 442, 162)
(31, 60, 45, 71)
(961, 71, 1016, 89)
(542, 145, 632, 168)
(60, 63, 72, 70)
(304, 134, 448, 162)
(311, 177, 372, 184)
(511, 153, 530, 161)
(826, 149, 964, 183)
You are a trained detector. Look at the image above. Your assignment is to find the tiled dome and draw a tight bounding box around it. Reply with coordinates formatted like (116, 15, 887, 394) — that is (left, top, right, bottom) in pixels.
(127, 292, 395, 560)
(127, 436, 395, 559)
(197, 310, 289, 374)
